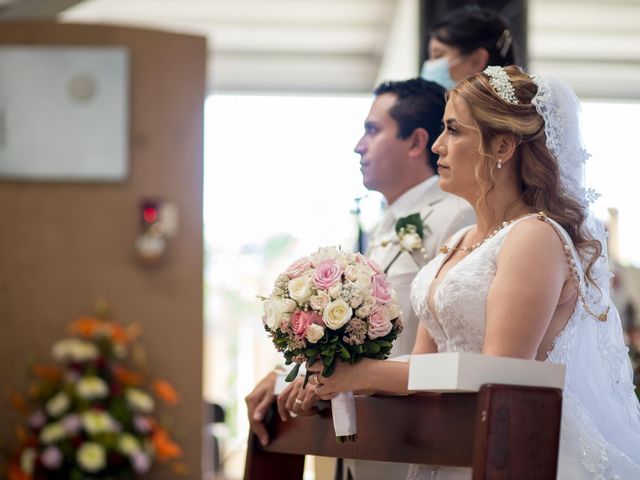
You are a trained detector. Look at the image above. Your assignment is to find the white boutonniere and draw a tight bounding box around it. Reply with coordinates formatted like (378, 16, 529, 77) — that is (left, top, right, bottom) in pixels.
(383, 213, 430, 273)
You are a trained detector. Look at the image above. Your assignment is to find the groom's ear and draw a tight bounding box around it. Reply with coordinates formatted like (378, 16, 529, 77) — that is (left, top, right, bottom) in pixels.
(491, 134, 517, 165)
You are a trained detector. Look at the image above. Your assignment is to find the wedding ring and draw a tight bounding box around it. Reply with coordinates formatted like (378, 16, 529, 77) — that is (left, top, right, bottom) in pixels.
(313, 373, 323, 386)
(294, 398, 303, 406)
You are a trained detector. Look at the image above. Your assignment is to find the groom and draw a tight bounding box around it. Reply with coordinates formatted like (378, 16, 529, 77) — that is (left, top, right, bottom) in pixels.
(245, 78, 474, 479)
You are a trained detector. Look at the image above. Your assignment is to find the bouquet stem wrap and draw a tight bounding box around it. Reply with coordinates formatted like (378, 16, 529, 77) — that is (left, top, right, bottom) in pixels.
(332, 391, 357, 442)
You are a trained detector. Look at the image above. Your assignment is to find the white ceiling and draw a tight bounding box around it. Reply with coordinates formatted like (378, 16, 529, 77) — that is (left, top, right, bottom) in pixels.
(5, 0, 639, 99)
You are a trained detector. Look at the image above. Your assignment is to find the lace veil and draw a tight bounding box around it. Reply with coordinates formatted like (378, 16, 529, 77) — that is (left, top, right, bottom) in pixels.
(530, 73, 640, 470)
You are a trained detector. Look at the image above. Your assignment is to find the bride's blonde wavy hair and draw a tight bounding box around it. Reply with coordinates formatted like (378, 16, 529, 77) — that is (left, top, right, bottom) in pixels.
(448, 65, 601, 282)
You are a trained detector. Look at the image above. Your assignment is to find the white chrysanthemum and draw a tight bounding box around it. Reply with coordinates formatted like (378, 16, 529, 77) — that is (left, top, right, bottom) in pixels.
(52, 338, 99, 362)
(82, 410, 117, 436)
(118, 432, 142, 456)
(77, 442, 106, 472)
(45, 392, 70, 418)
(40, 422, 66, 444)
(76, 376, 109, 400)
(126, 388, 155, 413)
(20, 447, 36, 474)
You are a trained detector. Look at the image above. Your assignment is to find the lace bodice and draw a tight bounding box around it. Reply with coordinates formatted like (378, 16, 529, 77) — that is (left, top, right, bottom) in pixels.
(411, 224, 505, 354)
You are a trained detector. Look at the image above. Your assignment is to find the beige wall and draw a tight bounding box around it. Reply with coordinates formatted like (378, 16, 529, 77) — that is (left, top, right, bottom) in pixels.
(0, 22, 206, 478)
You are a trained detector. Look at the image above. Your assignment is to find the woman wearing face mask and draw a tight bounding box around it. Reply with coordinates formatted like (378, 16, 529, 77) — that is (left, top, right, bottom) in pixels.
(422, 6, 519, 89)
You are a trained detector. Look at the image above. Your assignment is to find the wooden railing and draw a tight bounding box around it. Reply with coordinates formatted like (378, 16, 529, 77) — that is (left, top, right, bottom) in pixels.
(244, 384, 562, 480)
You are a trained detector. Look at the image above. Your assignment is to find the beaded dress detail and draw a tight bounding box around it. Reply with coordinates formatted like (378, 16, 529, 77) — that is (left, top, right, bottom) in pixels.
(407, 215, 640, 480)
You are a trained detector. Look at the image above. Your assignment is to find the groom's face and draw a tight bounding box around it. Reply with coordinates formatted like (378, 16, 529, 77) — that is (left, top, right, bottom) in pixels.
(354, 93, 414, 199)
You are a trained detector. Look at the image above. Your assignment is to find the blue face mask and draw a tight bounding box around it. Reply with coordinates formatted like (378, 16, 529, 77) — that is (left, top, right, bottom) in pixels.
(421, 57, 456, 90)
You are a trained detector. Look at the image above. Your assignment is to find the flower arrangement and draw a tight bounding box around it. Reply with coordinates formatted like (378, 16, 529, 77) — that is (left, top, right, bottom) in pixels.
(8, 315, 184, 480)
(260, 246, 403, 440)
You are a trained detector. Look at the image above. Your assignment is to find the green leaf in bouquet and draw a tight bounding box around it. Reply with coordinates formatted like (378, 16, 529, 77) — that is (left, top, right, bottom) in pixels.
(365, 342, 381, 354)
(322, 354, 334, 367)
(308, 356, 319, 367)
(323, 360, 336, 377)
(338, 344, 351, 359)
(329, 336, 339, 343)
(285, 363, 301, 382)
(305, 348, 319, 357)
(377, 340, 393, 348)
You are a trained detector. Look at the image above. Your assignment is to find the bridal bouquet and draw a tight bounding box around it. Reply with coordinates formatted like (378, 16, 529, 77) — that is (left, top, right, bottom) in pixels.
(261, 246, 403, 441)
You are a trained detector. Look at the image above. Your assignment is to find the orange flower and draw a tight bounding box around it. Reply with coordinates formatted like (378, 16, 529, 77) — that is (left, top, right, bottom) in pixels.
(10, 392, 28, 414)
(153, 379, 179, 406)
(8, 463, 31, 480)
(69, 317, 103, 338)
(32, 364, 62, 382)
(109, 323, 130, 344)
(112, 365, 143, 386)
(152, 427, 183, 462)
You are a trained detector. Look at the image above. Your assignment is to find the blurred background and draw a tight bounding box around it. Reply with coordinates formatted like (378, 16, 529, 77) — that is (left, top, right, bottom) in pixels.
(1, 1, 639, 479)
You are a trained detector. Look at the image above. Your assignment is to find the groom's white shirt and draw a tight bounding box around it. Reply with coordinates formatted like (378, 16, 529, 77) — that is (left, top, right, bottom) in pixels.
(345, 177, 474, 480)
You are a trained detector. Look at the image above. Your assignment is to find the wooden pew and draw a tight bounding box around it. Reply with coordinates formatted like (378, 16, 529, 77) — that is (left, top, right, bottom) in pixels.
(244, 384, 562, 480)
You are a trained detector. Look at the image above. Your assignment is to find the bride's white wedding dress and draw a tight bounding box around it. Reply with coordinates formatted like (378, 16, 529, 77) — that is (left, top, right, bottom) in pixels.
(408, 214, 640, 479)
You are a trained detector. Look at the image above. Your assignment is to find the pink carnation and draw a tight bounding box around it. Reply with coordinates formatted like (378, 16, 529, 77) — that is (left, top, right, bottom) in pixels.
(372, 273, 393, 303)
(367, 305, 392, 339)
(284, 257, 312, 278)
(312, 259, 343, 289)
(291, 310, 324, 339)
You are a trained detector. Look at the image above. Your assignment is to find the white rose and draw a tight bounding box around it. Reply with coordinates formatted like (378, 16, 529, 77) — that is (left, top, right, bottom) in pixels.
(118, 433, 141, 456)
(20, 447, 36, 474)
(387, 301, 401, 319)
(328, 283, 342, 299)
(288, 276, 313, 304)
(400, 232, 423, 251)
(77, 442, 106, 472)
(305, 324, 325, 343)
(323, 299, 353, 330)
(264, 298, 297, 331)
(353, 273, 373, 298)
(52, 338, 99, 362)
(82, 410, 117, 435)
(309, 290, 330, 311)
(45, 392, 70, 418)
(126, 388, 155, 413)
(76, 376, 109, 400)
(40, 423, 66, 444)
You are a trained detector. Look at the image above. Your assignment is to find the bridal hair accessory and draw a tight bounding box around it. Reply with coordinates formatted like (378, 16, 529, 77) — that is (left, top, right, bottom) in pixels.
(496, 29, 513, 58)
(530, 73, 600, 208)
(483, 66, 518, 104)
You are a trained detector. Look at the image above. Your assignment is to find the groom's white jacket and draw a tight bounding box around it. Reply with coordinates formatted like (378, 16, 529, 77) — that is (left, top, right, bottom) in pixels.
(366, 176, 475, 358)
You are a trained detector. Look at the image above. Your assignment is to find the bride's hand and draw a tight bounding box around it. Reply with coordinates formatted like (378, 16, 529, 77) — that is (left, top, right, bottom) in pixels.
(307, 358, 374, 399)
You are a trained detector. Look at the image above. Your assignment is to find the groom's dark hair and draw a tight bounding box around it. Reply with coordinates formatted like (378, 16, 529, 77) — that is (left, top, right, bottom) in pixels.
(374, 78, 446, 173)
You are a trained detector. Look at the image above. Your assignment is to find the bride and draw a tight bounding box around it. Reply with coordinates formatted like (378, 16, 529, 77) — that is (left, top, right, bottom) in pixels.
(308, 65, 640, 479)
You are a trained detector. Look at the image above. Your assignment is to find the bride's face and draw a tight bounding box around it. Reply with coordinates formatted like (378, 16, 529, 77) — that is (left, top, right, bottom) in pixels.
(432, 97, 482, 201)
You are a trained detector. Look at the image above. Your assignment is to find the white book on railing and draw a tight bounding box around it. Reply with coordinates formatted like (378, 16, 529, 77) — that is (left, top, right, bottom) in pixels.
(407, 352, 566, 392)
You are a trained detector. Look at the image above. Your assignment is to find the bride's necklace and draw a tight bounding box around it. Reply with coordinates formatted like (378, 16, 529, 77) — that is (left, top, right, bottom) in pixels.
(439, 212, 536, 255)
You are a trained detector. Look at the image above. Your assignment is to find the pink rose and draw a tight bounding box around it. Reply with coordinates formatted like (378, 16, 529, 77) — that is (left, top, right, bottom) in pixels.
(367, 305, 392, 339)
(313, 259, 343, 289)
(284, 257, 312, 278)
(355, 253, 383, 274)
(372, 273, 393, 303)
(291, 311, 323, 339)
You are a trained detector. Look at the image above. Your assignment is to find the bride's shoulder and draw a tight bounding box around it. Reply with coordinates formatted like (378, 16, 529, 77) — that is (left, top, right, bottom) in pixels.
(501, 216, 567, 259)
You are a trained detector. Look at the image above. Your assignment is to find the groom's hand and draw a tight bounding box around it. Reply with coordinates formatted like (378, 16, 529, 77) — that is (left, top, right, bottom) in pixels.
(245, 371, 276, 446)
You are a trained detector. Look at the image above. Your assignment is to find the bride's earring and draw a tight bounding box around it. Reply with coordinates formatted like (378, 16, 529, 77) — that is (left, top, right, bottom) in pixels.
(497, 158, 503, 169)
